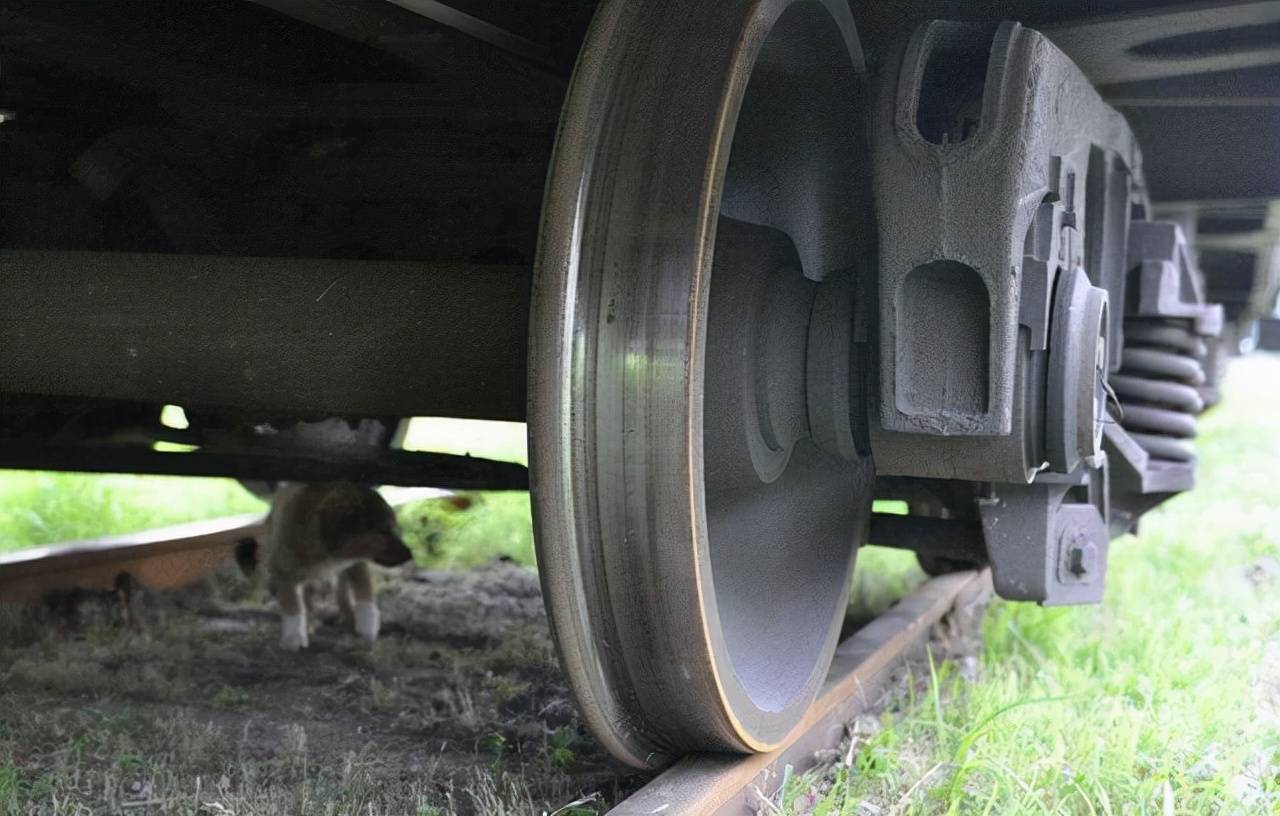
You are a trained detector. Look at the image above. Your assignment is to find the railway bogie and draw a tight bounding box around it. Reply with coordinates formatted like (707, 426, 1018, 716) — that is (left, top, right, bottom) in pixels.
(1, 0, 1278, 770)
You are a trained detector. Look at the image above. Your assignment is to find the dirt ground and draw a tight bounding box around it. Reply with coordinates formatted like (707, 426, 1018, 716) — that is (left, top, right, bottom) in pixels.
(0, 553, 959, 816)
(0, 561, 647, 815)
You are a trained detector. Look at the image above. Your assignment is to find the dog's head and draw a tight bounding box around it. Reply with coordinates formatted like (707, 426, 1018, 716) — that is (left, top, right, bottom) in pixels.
(318, 483, 413, 567)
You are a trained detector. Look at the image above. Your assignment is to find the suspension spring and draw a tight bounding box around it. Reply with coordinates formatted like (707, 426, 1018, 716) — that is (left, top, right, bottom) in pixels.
(1110, 319, 1207, 463)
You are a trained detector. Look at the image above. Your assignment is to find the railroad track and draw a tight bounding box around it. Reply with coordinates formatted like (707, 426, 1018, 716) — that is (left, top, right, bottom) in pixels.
(611, 569, 992, 816)
(0, 487, 447, 604)
(0, 513, 265, 605)
(1, 501, 990, 816)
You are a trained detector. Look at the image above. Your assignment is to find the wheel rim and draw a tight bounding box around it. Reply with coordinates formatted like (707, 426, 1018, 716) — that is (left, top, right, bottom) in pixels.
(530, 0, 873, 767)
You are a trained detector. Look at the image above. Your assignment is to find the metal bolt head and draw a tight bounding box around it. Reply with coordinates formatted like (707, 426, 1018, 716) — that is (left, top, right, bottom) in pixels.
(1065, 531, 1098, 578)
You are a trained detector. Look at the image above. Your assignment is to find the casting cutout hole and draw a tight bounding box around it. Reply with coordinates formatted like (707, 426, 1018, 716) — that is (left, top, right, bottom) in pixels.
(896, 260, 991, 416)
(915, 23, 998, 146)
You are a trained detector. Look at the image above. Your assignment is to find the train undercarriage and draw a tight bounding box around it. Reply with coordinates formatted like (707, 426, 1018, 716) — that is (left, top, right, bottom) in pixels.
(2, 0, 1279, 768)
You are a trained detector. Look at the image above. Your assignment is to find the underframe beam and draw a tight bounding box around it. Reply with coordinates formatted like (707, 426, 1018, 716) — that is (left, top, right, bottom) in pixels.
(0, 250, 532, 422)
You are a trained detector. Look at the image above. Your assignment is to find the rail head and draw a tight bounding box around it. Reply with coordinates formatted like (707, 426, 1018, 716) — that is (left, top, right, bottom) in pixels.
(610, 569, 993, 816)
(0, 487, 449, 604)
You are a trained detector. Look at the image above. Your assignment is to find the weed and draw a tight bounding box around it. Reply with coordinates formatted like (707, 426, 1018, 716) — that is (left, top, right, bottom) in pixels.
(210, 686, 251, 708)
(0, 764, 19, 816)
(548, 727, 578, 769)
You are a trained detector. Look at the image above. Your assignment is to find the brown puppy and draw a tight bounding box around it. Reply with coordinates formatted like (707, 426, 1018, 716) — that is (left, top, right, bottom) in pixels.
(260, 482, 411, 650)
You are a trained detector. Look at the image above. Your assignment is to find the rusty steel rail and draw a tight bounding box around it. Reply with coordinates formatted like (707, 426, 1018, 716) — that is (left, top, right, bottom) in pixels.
(0, 514, 264, 604)
(0, 487, 449, 605)
(610, 569, 992, 816)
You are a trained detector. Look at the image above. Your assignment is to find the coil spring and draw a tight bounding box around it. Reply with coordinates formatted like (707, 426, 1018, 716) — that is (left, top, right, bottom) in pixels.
(1110, 320, 1207, 463)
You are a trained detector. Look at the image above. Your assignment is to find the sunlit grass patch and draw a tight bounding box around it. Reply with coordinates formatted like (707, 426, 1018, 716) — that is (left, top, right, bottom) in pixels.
(0, 471, 264, 553)
(398, 491, 534, 569)
(396, 418, 534, 569)
(851, 546, 925, 621)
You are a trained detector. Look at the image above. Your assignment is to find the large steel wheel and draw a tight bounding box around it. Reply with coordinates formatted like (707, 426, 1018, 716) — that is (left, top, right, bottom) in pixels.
(530, 0, 875, 768)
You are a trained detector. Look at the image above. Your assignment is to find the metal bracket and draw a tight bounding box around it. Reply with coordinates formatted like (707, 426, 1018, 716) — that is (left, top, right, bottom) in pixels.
(978, 477, 1109, 605)
(869, 20, 1145, 484)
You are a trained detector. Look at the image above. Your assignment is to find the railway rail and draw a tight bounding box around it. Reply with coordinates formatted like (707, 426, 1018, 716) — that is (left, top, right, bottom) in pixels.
(0, 512, 265, 605)
(612, 570, 991, 816)
(0, 487, 446, 605)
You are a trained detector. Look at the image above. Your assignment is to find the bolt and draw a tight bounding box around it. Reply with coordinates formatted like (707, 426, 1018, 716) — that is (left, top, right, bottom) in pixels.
(1068, 545, 1087, 576)
(1064, 531, 1098, 578)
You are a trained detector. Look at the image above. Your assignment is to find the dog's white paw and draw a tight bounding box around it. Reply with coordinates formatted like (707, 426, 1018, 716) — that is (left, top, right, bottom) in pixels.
(280, 613, 309, 651)
(353, 602, 380, 642)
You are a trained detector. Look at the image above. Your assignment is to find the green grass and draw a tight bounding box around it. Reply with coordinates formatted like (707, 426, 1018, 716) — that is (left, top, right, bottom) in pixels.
(0, 472, 264, 553)
(780, 354, 1280, 815)
(397, 417, 534, 569)
(397, 492, 534, 569)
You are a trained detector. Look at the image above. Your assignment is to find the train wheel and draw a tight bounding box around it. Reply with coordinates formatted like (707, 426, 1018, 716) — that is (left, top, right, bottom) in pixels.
(529, 0, 874, 768)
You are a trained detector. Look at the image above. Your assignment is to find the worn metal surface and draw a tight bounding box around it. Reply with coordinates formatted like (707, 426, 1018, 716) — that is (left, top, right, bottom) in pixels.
(0, 515, 263, 605)
(979, 480, 1109, 606)
(853, 17, 1239, 608)
(610, 570, 991, 815)
(868, 20, 1140, 483)
(854, 19, 1132, 607)
(530, 0, 873, 768)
